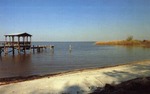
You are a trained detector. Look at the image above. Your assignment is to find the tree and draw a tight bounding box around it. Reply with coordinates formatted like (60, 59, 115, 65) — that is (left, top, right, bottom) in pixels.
(126, 36, 133, 41)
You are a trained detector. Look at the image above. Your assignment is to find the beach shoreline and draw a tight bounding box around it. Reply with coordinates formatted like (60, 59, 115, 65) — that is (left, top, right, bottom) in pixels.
(0, 60, 149, 86)
(0, 60, 150, 94)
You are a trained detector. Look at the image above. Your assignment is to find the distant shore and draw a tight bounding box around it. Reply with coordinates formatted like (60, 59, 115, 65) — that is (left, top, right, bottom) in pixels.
(96, 40, 150, 47)
(0, 60, 150, 94)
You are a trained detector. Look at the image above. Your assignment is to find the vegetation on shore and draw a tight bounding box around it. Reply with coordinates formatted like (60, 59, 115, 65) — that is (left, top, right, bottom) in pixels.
(91, 77, 150, 94)
(96, 36, 150, 47)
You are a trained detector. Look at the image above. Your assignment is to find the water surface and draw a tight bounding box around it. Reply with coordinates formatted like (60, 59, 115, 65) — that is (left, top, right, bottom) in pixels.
(0, 42, 150, 78)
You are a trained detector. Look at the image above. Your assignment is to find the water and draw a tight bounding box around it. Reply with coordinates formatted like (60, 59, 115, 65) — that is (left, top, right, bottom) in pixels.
(0, 42, 150, 78)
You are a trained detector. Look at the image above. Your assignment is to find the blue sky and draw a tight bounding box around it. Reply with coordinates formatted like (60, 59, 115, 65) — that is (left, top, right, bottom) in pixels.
(0, 0, 150, 41)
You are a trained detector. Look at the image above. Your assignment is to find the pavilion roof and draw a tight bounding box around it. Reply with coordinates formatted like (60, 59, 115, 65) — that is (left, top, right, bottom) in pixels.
(5, 32, 32, 37)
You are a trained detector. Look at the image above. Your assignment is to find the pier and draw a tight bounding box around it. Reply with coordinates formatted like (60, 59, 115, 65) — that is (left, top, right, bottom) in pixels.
(31, 45, 54, 53)
(0, 32, 54, 56)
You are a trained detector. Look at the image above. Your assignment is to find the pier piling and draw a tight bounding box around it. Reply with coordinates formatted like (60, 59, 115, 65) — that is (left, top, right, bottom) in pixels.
(0, 48, 2, 56)
(12, 47, 15, 55)
(33, 45, 35, 53)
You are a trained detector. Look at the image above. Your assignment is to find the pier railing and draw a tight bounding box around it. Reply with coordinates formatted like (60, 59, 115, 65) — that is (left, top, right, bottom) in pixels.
(0, 44, 54, 56)
(5, 42, 31, 47)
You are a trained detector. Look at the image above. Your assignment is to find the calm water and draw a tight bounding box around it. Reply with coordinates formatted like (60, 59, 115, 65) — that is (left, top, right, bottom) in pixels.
(0, 42, 150, 78)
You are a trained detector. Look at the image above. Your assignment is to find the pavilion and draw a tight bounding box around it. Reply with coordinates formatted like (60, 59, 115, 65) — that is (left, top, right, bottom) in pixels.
(4, 32, 32, 54)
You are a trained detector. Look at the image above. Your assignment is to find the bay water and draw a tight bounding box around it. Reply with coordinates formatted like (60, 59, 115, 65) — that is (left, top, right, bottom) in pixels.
(0, 42, 150, 78)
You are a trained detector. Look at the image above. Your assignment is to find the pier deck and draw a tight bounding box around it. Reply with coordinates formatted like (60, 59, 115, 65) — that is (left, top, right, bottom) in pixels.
(0, 45, 54, 55)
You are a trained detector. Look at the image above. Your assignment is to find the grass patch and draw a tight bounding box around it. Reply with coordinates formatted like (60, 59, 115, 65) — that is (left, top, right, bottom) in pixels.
(96, 40, 150, 47)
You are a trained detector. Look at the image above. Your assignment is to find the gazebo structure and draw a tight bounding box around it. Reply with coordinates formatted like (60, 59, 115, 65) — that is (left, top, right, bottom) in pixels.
(4, 32, 32, 55)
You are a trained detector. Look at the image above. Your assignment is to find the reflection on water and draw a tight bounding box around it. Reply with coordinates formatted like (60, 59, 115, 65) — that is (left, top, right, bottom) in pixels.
(0, 54, 31, 63)
(0, 42, 150, 78)
(0, 54, 32, 78)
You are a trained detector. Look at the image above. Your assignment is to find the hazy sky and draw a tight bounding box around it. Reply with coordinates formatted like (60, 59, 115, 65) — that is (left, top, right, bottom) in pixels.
(0, 0, 150, 41)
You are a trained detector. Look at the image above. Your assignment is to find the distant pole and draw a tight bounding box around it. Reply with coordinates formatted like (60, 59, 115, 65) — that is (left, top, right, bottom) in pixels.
(69, 45, 72, 53)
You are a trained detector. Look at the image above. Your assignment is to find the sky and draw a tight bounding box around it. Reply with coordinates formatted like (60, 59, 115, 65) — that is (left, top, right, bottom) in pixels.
(0, 0, 150, 41)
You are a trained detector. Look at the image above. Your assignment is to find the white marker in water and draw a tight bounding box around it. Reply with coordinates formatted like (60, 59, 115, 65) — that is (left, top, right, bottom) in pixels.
(69, 45, 72, 52)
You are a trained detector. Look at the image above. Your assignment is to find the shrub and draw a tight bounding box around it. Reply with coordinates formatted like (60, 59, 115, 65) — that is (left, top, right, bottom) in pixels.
(126, 36, 133, 41)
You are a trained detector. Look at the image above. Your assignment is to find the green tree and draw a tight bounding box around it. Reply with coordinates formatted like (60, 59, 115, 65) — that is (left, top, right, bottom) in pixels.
(126, 36, 133, 41)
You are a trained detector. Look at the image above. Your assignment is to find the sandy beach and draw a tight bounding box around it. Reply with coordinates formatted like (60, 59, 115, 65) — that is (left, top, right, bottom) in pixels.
(0, 60, 150, 94)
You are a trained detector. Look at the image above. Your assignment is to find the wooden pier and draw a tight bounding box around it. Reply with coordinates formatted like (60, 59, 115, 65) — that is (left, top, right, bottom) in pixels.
(31, 45, 54, 53)
(0, 45, 54, 55)
(0, 32, 54, 56)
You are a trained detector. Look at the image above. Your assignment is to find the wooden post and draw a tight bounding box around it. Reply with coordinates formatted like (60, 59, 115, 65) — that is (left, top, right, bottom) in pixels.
(5, 36, 6, 42)
(23, 36, 25, 45)
(27, 36, 28, 42)
(18, 46, 20, 54)
(4, 47, 8, 55)
(4, 39, 7, 55)
(30, 37, 31, 42)
(37, 45, 40, 52)
(4, 36, 7, 55)
(12, 36, 14, 44)
(23, 36, 26, 54)
(12, 46, 15, 55)
(33, 45, 35, 54)
(9, 36, 10, 41)
(5, 36, 7, 47)
(12, 36, 15, 55)
(24, 47, 26, 54)
(18, 36, 20, 54)
(0, 48, 1, 56)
